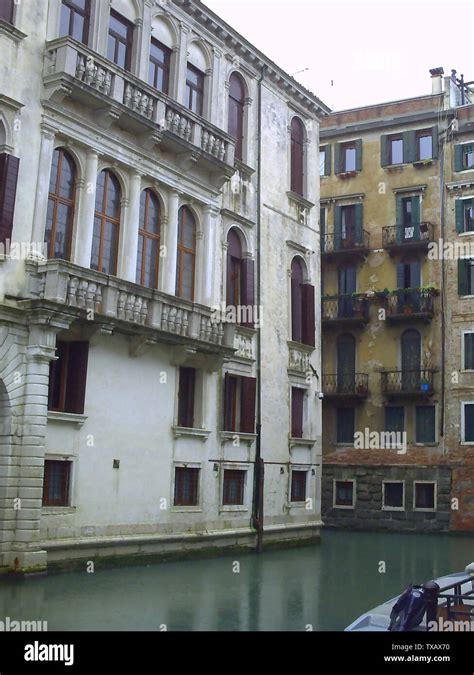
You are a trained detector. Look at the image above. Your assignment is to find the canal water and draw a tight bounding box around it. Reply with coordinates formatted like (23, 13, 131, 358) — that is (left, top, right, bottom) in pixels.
(1, 530, 473, 631)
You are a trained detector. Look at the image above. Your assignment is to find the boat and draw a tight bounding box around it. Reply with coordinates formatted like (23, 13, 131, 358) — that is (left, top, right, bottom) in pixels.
(345, 563, 474, 632)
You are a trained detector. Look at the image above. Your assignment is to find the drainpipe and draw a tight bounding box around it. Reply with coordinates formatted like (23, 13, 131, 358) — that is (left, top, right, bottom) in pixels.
(439, 118, 447, 449)
(252, 64, 267, 553)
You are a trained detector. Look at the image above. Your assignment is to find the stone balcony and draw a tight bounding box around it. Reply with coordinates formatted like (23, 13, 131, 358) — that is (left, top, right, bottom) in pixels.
(24, 260, 235, 356)
(43, 37, 236, 186)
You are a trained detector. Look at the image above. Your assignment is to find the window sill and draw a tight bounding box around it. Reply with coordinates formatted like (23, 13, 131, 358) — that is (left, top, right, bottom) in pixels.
(457, 231, 474, 236)
(170, 506, 202, 513)
(382, 506, 405, 512)
(0, 19, 27, 43)
(219, 505, 248, 513)
(172, 426, 211, 441)
(413, 507, 437, 512)
(47, 411, 87, 428)
(413, 160, 434, 167)
(455, 168, 474, 174)
(219, 431, 257, 444)
(289, 437, 317, 448)
(42, 506, 76, 515)
(234, 159, 256, 177)
(288, 501, 307, 509)
(384, 163, 405, 170)
(286, 191, 315, 210)
(414, 443, 437, 447)
(336, 171, 359, 179)
(333, 504, 355, 510)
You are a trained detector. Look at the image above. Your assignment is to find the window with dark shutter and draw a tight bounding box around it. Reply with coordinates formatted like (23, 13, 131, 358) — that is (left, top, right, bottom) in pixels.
(465, 333, 474, 370)
(48, 341, 89, 415)
(291, 258, 303, 343)
(385, 406, 405, 433)
(176, 206, 196, 301)
(0, 0, 14, 24)
(60, 0, 90, 44)
(334, 480, 354, 507)
(415, 406, 436, 443)
(301, 283, 315, 347)
(91, 170, 121, 275)
(223, 374, 256, 433)
(136, 189, 161, 289)
(383, 482, 404, 509)
(241, 258, 255, 328)
(463, 403, 474, 443)
(149, 38, 170, 94)
(177, 367, 195, 428)
(336, 407, 355, 444)
(290, 117, 305, 196)
(42, 460, 71, 506)
(174, 467, 199, 506)
(45, 148, 76, 260)
(185, 64, 204, 116)
(291, 387, 304, 438)
(226, 228, 242, 309)
(228, 73, 245, 161)
(240, 376, 256, 433)
(107, 10, 134, 71)
(290, 470, 307, 502)
(223, 469, 245, 505)
(0, 152, 19, 245)
(458, 258, 474, 295)
(414, 482, 435, 510)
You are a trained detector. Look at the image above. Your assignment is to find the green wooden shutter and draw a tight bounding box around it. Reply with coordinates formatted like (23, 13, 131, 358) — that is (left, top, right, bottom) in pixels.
(431, 126, 439, 159)
(411, 196, 420, 241)
(381, 135, 389, 167)
(403, 131, 416, 163)
(334, 143, 342, 174)
(396, 196, 403, 243)
(458, 259, 467, 295)
(456, 199, 464, 233)
(355, 203, 363, 244)
(334, 205, 342, 250)
(324, 145, 331, 175)
(454, 144, 464, 172)
(355, 139, 362, 171)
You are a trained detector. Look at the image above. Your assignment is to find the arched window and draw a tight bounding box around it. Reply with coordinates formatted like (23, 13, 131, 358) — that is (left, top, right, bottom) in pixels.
(45, 148, 76, 260)
(228, 73, 245, 161)
(91, 170, 121, 275)
(176, 206, 196, 301)
(291, 257, 315, 346)
(226, 228, 242, 307)
(136, 189, 161, 289)
(290, 117, 305, 196)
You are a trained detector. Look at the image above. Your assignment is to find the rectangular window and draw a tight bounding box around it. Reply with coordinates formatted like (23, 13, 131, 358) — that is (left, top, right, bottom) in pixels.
(459, 259, 474, 295)
(462, 402, 474, 442)
(341, 204, 356, 242)
(336, 407, 355, 444)
(0, 0, 14, 23)
(223, 469, 245, 505)
(48, 341, 89, 415)
(291, 387, 305, 438)
(464, 201, 474, 232)
(417, 131, 433, 160)
(342, 142, 356, 172)
(415, 406, 436, 444)
(334, 480, 355, 508)
(290, 470, 307, 502)
(0, 152, 20, 246)
(174, 467, 199, 506)
(177, 367, 196, 428)
(60, 0, 90, 43)
(464, 333, 474, 370)
(107, 10, 134, 71)
(42, 460, 71, 507)
(319, 149, 325, 176)
(185, 63, 204, 116)
(464, 145, 474, 170)
(389, 136, 403, 165)
(383, 481, 404, 510)
(385, 406, 405, 433)
(223, 374, 256, 433)
(148, 38, 171, 94)
(414, 482, 436, 510)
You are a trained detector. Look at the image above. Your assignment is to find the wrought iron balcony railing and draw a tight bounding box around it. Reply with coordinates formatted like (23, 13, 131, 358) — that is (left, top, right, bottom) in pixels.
(321, 230, 370, 255)
(384, 288, 436, 321)
(322, 294, 370, 324)
(322, 373, 369, 397)
(382, 222, 434, 250)
(381, 369, 435, 396)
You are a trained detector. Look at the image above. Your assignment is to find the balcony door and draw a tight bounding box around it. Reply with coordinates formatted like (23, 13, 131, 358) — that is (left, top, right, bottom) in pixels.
(397, 195, 420, 244)
(341, 205, 356, 249)
(401, 329, 421, 391)
(337, 334, 356, 393)
(338, 266, 356, 318)
(396, 261, 420, 312)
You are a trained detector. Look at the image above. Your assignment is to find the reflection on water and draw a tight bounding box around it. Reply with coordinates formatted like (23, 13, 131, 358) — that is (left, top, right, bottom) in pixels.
(0, 530, 473, 631)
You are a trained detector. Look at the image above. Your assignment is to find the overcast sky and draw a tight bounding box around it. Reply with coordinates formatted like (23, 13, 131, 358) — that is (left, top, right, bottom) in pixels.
(204, 0, 474, 111)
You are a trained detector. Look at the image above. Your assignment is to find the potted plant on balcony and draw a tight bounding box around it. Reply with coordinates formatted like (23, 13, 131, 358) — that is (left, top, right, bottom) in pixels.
(356, 382, 367, 395)
(420, 375, 431, 392)
(402, 302, 414, 315)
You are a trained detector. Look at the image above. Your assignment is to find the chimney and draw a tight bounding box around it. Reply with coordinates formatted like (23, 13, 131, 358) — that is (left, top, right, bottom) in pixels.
(430, 67, 444, 94)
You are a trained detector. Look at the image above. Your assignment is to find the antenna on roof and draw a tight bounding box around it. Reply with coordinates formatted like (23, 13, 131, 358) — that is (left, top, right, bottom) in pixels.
(292, 68, 309, 77)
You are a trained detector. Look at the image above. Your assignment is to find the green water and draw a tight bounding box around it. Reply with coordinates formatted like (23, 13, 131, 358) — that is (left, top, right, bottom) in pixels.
(1, 531, 473, 631)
